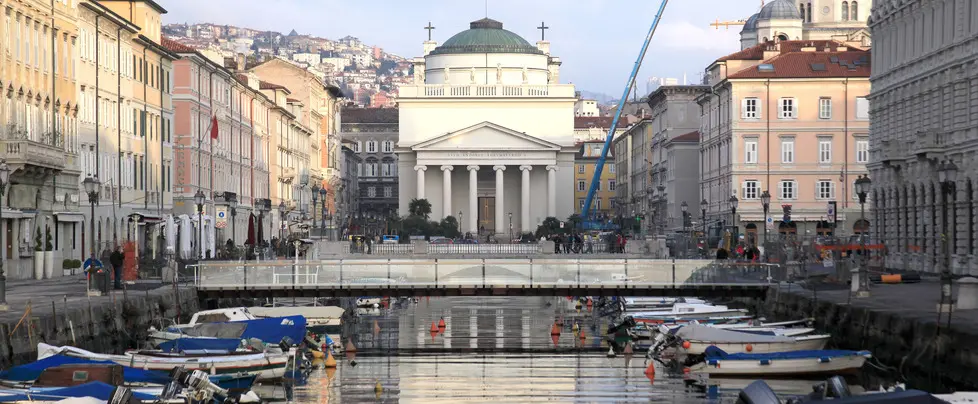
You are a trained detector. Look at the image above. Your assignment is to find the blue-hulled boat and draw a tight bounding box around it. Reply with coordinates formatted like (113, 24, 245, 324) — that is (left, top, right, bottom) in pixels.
(688, 346, 871, 377)
(0, 381, 158, 402)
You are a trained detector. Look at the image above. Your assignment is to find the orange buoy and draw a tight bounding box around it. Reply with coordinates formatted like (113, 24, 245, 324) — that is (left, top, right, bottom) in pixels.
(681, 341, 691, 349)
(645, 362, 656, 382)
(430, 321, 438, 333)
(430, 329, 438, 342)
(579, 329, 586, 343)
(438, 317, 447, 331)
(550, 323, 561, 336)
(746, 344, 753, 352)
(552, 334, 560, 346)
(345, 340, 358, 353)
(324, 350, 337, 368)
(683, 367, 691, 374)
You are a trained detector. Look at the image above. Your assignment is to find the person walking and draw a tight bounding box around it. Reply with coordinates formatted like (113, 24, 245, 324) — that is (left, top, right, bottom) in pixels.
(109, 246, 124, 290)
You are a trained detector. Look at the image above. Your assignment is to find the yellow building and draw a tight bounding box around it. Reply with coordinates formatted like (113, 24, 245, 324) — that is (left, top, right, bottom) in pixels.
(0, 0, 83, 278)
(574, 141, 616, 219)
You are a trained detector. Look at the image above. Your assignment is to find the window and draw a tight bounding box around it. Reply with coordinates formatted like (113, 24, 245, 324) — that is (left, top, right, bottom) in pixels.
(578, 199, 585, 210)
(381, 162, 394, 177)
(816, 180, 835, 200)
(577, 164, 585, 174)
(596, 199, 602, 210)
(781, 138, 795, 164)
(383, 186, 392, 198)
(366, 140, 377, 153)
(609, 180, 616, 191)
(855, 139, 869, 163)
(609, 164, 615, 173)
(356, 163, 362, 177)
(381, 140, 393, 153)
(779, 180, 797, 200)
(742, 98, 759, 119)
(855, 97, 869, 119)
(354, 141, 362, 153)
(744, 139, 758, 164)
(818, 98, 832, 119)
(577, 180, 586, 191)
(851, 1, 858, 20)
(818, 139, 832, 163)
(778, 98, 796, 119)
(842, 1, 849, 20)
(367, 186, 376, 198)
(742, 180, 760, 200)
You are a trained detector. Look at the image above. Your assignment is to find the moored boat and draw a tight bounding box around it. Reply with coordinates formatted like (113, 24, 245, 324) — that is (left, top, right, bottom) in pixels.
(655, 324, 830, 356)
(687, 346, 871, 377)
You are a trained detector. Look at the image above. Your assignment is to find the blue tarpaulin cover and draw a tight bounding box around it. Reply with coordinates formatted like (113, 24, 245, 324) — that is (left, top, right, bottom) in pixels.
(157, 338, 242, 352)
(165, 315, 307, 345)
(0, 355, 170, 385)
(0, 381, 158, 402)
(704, 346, 871, 360)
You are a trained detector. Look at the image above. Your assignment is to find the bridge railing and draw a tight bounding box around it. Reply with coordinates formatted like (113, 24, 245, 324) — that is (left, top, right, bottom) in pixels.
(192, 258, 781, 290)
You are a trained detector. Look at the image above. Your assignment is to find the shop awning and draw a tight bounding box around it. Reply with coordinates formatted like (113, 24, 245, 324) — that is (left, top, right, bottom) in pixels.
(54, 212, 85, 223)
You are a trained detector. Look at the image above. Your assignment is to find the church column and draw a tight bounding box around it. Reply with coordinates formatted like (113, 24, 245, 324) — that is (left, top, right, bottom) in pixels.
(467, 165, 479, 234)
(546, 165, 557, 218)
(415, 165, 427, 200)
(520, 165, 532, 232)
(493, 165, 505, 235)
(441, 165, 454, 219)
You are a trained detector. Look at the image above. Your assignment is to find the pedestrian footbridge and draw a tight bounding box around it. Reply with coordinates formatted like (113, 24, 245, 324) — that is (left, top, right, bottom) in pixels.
(192, 259, 779, 299)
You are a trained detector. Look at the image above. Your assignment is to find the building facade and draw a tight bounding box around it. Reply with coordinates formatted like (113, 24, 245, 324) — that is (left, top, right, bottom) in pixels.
(699, 40, 871, 245)
(647, 85, 708, 233)
(338, 138, 361, 235)
(1, 0, 83, 278)
(868, 0, 978, 274)
(574, 141, 616, 219)
(396, 18, 576, 236)
(340, 107, 398, 220)
(612, 122, 637, 222)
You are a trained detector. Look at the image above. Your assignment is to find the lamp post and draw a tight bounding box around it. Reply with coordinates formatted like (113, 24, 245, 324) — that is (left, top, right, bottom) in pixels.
(728, 194, 739, 252)
(701, 198, 708, 258)
(320, 188, 327, 240)
(681, 201, 688, 259)
(937, 161, 958, 316)
(278, 201, 287, 244)
(854, 174, 872, 298)
(228, 193, 238, 249)
(194, 190, 205, 259)
(311, 184, 320, 236)
(508, 212, 513, 241)
(83, 175, 101, 294)
(0, 161, 10, 311)
(458, 210, 463, 238)
(760, 190, 771, 257)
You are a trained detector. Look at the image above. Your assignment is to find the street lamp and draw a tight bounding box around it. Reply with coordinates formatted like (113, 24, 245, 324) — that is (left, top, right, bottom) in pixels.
(319, 188, 327, 239)
(0, 161, 10, 311)
(83, 175, 101, 294)
(228, 193, 238, 248)
(194, 190, 205, 259)
(311, 184, 320, 235)
(508, 212, 513, 241)
(278, 201, 287, 243)
(854, 174, 872, 298)
(458, 209, 463, 238)
(728, 194, 739, 251)
(701, 198, 708, 258)
(760, 190, 771, 255)
(937, 161, 958, 316)
(681, 201, 688, 259)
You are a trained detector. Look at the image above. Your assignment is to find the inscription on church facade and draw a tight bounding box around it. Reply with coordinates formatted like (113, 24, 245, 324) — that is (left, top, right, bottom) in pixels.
(444, 151, 529, 159)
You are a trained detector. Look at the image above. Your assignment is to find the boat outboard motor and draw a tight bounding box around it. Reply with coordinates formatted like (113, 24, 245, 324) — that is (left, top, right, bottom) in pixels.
(736, 380, 781, 404)
(160, 367, 190, 400)
(808, 376, 852, 400)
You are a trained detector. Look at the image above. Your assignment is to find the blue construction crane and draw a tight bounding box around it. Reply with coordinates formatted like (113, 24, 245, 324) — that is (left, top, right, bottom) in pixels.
(580, 0, 669, 228)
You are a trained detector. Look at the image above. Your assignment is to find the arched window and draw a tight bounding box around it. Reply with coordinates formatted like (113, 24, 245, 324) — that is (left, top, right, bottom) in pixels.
(366, 140, 377, 153)
(841, 1, 849, 20)
(777, 33, 789, 41)
(851, 1, 858, 20)
(807, 2, 813, 21)
(798, 3, 806, 20)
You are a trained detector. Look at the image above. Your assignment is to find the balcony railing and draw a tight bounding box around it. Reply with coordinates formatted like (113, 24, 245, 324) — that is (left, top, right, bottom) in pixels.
(399, 84, 576, 98)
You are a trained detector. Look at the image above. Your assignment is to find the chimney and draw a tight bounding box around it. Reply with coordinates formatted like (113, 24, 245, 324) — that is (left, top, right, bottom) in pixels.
(236, 53, 246, 71)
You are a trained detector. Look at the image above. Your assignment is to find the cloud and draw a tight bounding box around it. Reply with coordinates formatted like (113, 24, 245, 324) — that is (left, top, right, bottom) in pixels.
(656, 20, 742, 52)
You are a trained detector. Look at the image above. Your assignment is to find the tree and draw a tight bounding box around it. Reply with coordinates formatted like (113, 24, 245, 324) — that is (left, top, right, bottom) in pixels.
(566, 214, 583, 230)
(45, 226, 53, 251)
(534, 216, 563, 239)
(439, 216, 460, 239)
(408, 198, 432, 219)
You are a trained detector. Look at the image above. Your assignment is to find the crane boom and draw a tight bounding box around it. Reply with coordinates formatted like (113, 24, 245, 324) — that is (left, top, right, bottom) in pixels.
(580, 0, 669, 225)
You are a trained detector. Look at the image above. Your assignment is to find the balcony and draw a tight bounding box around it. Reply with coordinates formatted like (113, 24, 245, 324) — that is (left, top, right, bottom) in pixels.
(908, 130, 944, 160)
(398, 84, 576, 99)
(1, 125, 69, 176)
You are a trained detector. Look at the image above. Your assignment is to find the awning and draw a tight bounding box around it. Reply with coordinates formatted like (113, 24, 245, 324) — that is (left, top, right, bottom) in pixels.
(129, 212, 164, 223)
(53, 212, 85, 223)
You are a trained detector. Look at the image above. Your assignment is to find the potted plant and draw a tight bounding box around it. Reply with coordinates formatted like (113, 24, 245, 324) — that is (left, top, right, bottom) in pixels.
(33, 226, 43, 280)
(62, 259, 74, 276)
(43, 225, 54, 279)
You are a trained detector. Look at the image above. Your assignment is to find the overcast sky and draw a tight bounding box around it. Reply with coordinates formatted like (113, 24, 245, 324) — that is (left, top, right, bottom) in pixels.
(162, 0, 762, 97)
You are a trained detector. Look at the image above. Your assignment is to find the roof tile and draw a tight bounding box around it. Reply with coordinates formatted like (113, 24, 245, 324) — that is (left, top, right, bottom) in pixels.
(341, 108, 399, 124)
(160, 36, 196, 53)
(728, 50, 870, 79)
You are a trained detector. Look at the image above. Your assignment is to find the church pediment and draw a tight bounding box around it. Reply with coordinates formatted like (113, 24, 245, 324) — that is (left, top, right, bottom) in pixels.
(412, 121, 561, 151)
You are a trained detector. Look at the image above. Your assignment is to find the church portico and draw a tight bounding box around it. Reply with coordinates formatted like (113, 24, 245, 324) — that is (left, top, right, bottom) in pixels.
(396, 17, 577, 237)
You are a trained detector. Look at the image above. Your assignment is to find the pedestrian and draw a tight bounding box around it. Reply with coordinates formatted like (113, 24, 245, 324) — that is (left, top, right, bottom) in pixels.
(563, 233, 573, 254)
(109, 246, 124, 290)
(584, 233, 593, 254)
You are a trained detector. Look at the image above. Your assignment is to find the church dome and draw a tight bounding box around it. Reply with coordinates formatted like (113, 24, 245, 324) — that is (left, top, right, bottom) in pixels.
(757, 0, 801, 20)
(741, 13, 759, 33)
(429, 18, 544, 56)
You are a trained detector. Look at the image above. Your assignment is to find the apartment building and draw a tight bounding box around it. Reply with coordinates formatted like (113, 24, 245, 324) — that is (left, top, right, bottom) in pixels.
(340, 107, 398, 222)
(699, 40, 871, 244)
(0, 0, 83, 278)
(574, 141, 616, 219)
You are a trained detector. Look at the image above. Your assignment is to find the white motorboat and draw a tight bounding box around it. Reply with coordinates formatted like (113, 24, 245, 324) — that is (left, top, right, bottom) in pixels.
(624, 297, 707, 310)
(37, 343, 290, 381)
(635, 322, 814, 339)
(630, 303, 750, 323)
(668, 324, 830, 355)
(687, 347, 870, 377)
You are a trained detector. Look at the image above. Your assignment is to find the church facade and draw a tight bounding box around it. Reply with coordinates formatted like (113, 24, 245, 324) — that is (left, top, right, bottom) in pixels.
(739, 0, 873, 50)
(396, 18, 578, 236)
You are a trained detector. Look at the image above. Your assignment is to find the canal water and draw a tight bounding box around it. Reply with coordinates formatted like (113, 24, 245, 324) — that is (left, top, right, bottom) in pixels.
(283, 296, 851, 403)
